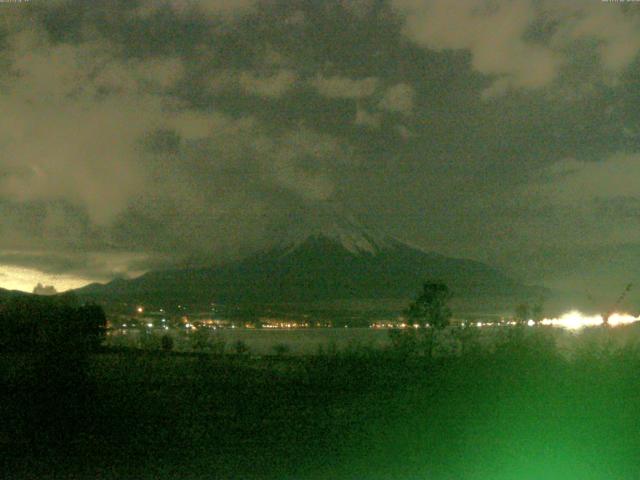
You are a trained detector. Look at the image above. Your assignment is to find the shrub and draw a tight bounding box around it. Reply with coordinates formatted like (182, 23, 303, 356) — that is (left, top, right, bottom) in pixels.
(233, 340, 250, 356)
(272, 343, 291, 357)
(387, 328, 418, 356)
(211, 338, 226, 355)
(161, 334, 174, 352)
(138, 330, 161, 350)
(191, 328, 211, 351)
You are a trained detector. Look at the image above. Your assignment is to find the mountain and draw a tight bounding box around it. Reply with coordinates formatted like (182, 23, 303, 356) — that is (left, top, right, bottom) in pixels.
(75, 205, 546, 310)
(0, 287, 29, 301)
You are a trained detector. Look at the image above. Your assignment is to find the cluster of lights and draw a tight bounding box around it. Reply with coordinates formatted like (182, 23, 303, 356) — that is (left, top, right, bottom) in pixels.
(262, 321, 310, 329)
(538, 311, 640, 331)
(472, 311, 640, 331)
(473, 320, 518, 328)
(370, 322, 401, 329)
(125, 304, 640, 334)
(368, 311, 640, 332)
(371, 321, 423, 329)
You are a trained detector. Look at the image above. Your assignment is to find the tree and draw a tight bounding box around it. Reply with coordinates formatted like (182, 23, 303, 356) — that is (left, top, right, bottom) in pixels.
(531, 303, 544, 326)
(405, 282, 453, 330)
(75, 303, 107, 351)
(403, 282, 453, 357)
(161, 334, 174, 352)
(0, 295, 106, 353)
(514, 303, 530, 325)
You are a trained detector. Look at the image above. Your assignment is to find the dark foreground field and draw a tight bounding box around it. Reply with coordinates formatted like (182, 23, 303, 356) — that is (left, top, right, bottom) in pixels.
(2, 327, 640, 480)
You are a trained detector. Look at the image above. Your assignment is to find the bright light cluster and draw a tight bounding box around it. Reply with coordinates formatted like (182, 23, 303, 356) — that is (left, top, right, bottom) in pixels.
(539, 310, 640, 331)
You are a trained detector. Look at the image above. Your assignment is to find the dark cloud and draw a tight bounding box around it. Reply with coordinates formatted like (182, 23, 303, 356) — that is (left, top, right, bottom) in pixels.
(0, 0, 639, 295)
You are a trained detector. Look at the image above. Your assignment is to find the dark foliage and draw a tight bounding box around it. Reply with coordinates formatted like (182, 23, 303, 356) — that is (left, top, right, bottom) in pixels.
(0, 294, 106, 462)
(0, 293, 106, 354)
(160, 334, 174, 352)
(404, 282, 453, 330)
(396, 282, 454, 357)
(2, 325, 640, 480)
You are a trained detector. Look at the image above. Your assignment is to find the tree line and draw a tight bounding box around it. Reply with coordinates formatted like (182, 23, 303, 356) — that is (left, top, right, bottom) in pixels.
(0, 292, 106, 354)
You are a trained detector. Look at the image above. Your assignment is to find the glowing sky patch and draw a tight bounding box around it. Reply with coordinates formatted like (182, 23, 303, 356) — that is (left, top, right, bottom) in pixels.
(0, 264, 96, 293)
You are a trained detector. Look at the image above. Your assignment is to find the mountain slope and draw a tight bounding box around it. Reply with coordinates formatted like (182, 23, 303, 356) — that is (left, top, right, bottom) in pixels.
(76, 233, 545, 307)
(0, 287, 30, 301)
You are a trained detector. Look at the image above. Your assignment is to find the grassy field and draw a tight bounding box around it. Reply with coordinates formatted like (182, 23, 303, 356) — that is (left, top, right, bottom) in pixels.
(2, 326, 640, 479)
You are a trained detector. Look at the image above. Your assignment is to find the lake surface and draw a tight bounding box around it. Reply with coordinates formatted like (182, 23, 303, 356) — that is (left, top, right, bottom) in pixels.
(106, 327, 392, 355)
(105, 322, 640, 356)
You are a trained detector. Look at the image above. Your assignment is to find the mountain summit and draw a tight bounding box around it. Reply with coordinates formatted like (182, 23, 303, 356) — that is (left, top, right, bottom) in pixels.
(265, 201, 392, 255)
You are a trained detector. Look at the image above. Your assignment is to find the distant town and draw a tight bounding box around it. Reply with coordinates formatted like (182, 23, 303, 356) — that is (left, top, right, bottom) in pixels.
(103, 301, 515, 335)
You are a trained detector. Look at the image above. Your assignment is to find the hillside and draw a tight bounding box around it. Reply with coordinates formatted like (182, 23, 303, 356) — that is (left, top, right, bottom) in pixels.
(76, 234, 545, 309)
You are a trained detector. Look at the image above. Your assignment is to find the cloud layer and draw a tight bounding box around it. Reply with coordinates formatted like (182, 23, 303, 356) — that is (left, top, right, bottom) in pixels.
(0, 0, 638, 295)
(393, 0, 640, 95)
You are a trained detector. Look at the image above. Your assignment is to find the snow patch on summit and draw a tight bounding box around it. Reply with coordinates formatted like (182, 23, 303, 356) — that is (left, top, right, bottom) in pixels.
(268, 203, 394, 255)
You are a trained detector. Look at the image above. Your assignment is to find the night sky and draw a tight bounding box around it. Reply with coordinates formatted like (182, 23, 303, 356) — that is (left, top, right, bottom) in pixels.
(1, 0, 640, 297)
